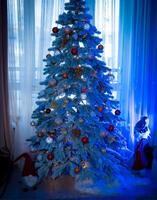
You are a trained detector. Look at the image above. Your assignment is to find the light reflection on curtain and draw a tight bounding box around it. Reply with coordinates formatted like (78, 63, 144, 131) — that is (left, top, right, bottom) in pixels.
(118, 0, 152, 149)
(95, 0, 120, 99)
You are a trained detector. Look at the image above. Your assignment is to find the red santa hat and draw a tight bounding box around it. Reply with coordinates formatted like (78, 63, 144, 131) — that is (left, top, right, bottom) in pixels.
(14, 153, 38, 188)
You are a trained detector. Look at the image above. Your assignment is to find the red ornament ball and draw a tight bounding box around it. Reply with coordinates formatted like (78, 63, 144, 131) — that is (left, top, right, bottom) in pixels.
(115, 109, 121, 115)
(97, 106, 103, 112)
(63, 72, 68, 79)
(98, 44, 104, 50)
(52, 27, 59, 33)
(81, 87, 88, 93)
(108, 124, 115, 132)
(45, 108, 51, 114)
(47, 153, 54, 160)
(71, 47, 78, 55)
(81, 136, 89, 144)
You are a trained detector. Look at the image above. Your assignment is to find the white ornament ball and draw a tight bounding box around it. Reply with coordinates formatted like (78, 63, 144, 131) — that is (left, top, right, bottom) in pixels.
(55, 118, 63, 125)
(84, 23, 90, 30)
(48, 79, 57, 87)
(81, 94, 87, 100)
(30, 121, 36, 126)
(46, 136, 53, 144)
(54, 50, 60, 56)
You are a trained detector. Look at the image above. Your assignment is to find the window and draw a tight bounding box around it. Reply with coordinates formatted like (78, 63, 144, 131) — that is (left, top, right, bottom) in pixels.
(8, 0, 120, 113)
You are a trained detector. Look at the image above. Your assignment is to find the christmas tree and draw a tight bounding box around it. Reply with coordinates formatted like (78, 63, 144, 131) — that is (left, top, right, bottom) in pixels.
(29, 0, 128, 186)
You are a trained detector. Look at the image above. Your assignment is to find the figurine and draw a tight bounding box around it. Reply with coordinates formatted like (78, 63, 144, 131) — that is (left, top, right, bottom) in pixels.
(132, 116, 153, 171)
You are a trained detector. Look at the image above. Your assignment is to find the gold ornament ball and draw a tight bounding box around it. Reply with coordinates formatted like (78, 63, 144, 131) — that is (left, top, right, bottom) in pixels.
(51, 101, 57, 109)
(72, 128, 81, 137)
(74, 167, 81, 174)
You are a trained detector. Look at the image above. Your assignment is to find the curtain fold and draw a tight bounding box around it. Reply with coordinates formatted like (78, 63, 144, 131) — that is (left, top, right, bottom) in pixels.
(118, 0, 157, 148)
(0, 0, 11, 150)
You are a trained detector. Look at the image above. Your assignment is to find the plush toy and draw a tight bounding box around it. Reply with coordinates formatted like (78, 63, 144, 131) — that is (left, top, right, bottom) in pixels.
(14, 153, 38, 190)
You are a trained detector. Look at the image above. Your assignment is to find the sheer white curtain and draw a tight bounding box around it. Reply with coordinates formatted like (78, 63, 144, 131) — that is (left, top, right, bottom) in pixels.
(118, 0, 151, 148)
(8, 0, 65, 157)
(95, 0, 120, 99)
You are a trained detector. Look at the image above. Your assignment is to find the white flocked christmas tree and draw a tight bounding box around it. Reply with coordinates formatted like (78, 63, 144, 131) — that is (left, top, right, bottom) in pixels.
(28, 0, 129, 188)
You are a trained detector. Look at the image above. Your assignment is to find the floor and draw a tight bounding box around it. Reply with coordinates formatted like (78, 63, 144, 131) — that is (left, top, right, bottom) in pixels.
(1, 167, 157, 200)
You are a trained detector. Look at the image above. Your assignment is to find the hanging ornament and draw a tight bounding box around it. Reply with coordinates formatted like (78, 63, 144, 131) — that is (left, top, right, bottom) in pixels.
(45, 108, 51, 114)
(79, 118, 84, 123)
(82, 34, 87, 39)
(92, 70, 97, 78)
(72, 128, 81, 137)
(64, 26, 72, 35)
(37, 131, 45, 138)
(55, 117, 63, 125)
(51, 101, 57, 109)
(63, 99, 69, 107)
(48, 130, 56, 138)
(108, 124, 115, 132)
(81, 161, 88, 169)
(101, 148, 107, 154)
(46, 137, 53, 144)
(61, 38, 68, 48)
(115, 109, 121, 115)
(47, 153, 54, 160)
(74, 166, 81, 174)
(97, 106, 104, 112)
(63, 72, 68, 79)
(73, 33, 78, 40)
(54, 49, 60, 56)
(71, 47, 78, 55)
(81, 93, 86, 100)
(100, 131, 108, 138)
(30, 121, 36, 127)
(75, 66, 83, 77)
(81, 136, 89, 144)
(98, 44, 104, 50)
(52, 27, 59, 33)
(81, 87, 88, 93)
(61, 128, 68, 135)
(48, 79, 57, 87)
(46, 53, 51, 58)
(108, 136, 116, 144)
(84, 23, 90, 30)
(88, 55, 94, 60)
